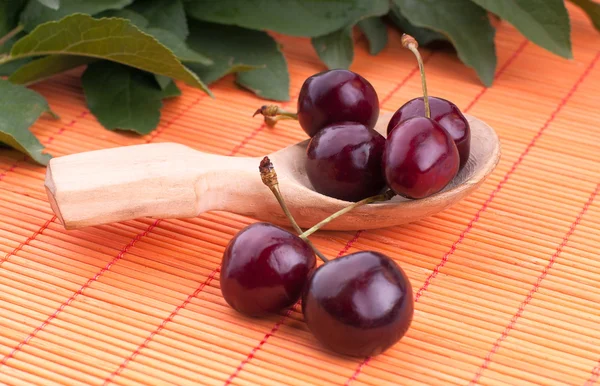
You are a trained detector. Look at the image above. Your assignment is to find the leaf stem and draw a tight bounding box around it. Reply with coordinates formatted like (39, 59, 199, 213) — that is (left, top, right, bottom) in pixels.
(0, 24, 24, 48)
(401, 34, 430, 119)
(259, 156, 329, 263)
(300, 190, 396, 239)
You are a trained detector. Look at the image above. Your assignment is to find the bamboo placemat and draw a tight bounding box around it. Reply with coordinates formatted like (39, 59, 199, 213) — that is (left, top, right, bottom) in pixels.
(1, 4, 600, 386)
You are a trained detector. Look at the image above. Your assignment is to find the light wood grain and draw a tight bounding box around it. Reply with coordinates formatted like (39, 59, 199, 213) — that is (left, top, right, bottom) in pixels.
(44, 112, 500, 230)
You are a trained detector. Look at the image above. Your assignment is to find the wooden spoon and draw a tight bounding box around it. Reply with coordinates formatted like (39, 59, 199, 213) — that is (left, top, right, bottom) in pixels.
(44, 112, 500, 231)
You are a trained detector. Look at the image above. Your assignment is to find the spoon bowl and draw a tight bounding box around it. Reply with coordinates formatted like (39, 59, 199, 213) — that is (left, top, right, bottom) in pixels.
(44, 112, 500, 231)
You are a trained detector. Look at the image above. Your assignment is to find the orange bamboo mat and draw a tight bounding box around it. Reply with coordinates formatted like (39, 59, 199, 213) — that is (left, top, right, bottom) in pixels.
(1, 4, 600, 386)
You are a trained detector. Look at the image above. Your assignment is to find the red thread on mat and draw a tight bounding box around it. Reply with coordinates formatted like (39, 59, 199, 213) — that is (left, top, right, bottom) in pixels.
(470, 182, 600, 385)
(0, 161, 21, 182)
(0, 219, 161, 369)
(46, 111, 88, 144)
(379, 53, 434, 108)
(146, 95, 208, 143)
(102, 266, 221, 385)
(224, 306, 295, 386)
(0, 216, 56, 267)
(345, 357, 371, 386)
(586, 362, 600, 386)
(463, 40, 528, 113)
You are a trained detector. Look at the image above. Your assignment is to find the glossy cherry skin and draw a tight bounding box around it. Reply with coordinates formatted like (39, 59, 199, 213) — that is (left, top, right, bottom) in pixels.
(302, 251, 414, 357)
(220, 222, 316, 317)
(297, 69, 380, 137)
(387, 97, 470, 169)
(383, 116, 459, 199)
(305, 121, 386, 202)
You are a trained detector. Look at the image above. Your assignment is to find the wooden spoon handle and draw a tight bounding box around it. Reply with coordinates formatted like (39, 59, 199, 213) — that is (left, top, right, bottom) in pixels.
(44, 142, 259, 229)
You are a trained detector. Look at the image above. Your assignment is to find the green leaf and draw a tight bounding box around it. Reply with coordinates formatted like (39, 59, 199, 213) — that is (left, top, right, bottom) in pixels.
(95, 8, 149, 28)
(0, 79, 54, 165)
(1, 0, 27, 36)
(36, 0, 59, 10)
(144, 27, 212, 65)
(389, 5, 446, 46)
(393, 0, 496, 86)
(5, 13, 210, 93)
(186, 21, 288, 101)
(0, 30, 30, 76)
(311, 26, 354, 69)
(129, 0, 188, 40)
(568, 0, 600, 32)
(470, 0, 572, 59)
(20, 0, 133, 31)
(159, 80, 181, 99)
(82, 61, 165, 135)
(185, 0, 389, 37)
(9, 55, 96, 85)
(357, 17, 388, 55)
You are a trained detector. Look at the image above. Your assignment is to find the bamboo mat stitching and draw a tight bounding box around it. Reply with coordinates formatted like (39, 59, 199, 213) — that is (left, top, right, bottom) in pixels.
(224, 306, 294, 386)
(145, 94, 208, 143)
(586, 360, 600, 385)
(346, 38, 531, 384)
(224, 232, 365, 385)
(102, 266, 221, 385)
(0, 216, 56, 267)
(0, 159, 22, 182)
(0, 218, 161, 369)
(46, 111, 89, 145)
(470, 181, 600, 385)
(0, 93, 210, 370)
(221, 52, 439, 384)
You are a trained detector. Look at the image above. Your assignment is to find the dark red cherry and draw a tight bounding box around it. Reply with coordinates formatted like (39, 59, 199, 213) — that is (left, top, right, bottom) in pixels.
(387, 97, 470, 169)
(220, 222, 316, 317)
(383, 116, 459, 199)
(305, 121, 386, 202)
(297, 69, 379, 137)
(302, 251, 414, 357)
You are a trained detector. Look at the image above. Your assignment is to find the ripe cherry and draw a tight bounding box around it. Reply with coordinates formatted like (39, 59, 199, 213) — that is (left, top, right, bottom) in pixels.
(383, 116, 459, 199)
(302, 251, 414, 357)
(305, 121, 386, 202)
(387, 96, 470, 169)
(297, 69, 380, 137)
(220, 222, 316, 317)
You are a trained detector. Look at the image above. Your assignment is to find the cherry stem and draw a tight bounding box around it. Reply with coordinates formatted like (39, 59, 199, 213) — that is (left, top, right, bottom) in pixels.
(0, 24, 23, 47)
(259, 156, 329, 263)
(300, 190, 397, 239)
(401, 34, 430, 119)
(253, 105, 298, 127)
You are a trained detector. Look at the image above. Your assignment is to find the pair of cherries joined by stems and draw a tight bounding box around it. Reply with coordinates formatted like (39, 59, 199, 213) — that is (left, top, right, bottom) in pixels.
(220, 35, 471, 358)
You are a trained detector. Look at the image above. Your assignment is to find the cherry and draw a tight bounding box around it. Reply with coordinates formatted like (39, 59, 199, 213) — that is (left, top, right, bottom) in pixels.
(302, 251, 414, 357)
(383, 116, 459, 199)
(305, 121, 386, 202)
(387, 96, 470, 169)
(382, 34, 460, 199)
(297, 69, 380, 137)
(220, 222, 316, 317)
